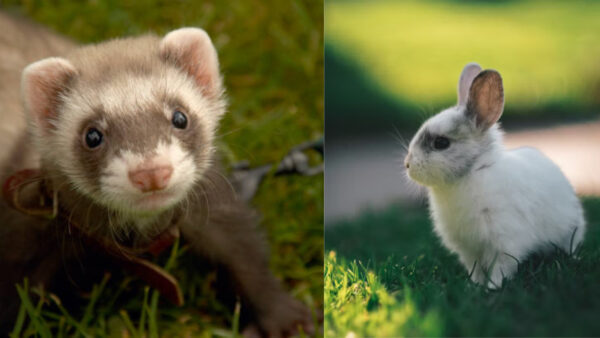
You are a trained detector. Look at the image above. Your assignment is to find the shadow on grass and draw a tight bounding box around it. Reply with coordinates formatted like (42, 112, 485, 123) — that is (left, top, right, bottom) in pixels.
(325, 198, 600, 336)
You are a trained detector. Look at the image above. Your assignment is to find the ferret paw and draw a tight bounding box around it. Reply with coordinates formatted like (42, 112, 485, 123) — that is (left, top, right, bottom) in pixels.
(245, 295, 314, 338)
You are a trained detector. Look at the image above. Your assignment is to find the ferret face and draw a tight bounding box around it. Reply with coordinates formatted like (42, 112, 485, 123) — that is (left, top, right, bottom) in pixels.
(22, 28, 225, 219)
(405, 107, 485, 186)
(55, 70, 217, 216)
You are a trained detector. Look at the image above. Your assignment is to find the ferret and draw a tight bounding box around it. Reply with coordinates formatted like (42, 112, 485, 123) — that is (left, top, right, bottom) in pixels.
(0, 12, 312, 336)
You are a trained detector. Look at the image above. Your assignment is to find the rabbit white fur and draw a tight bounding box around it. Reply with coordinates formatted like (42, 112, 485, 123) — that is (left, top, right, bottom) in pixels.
(404, 62, 585, 289)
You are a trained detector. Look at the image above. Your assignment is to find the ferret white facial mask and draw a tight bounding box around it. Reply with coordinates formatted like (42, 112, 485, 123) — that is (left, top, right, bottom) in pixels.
(21, 28, 224, 226)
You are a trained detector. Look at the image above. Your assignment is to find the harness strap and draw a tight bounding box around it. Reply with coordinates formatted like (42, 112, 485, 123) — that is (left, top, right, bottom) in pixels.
(3, 169, 184, 306)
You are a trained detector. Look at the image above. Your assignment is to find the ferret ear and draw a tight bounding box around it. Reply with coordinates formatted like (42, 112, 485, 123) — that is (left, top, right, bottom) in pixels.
(160, 27, 223, 99)
(22, 57, 77, 132)
(466, 69, 504, 130)
(457, 62, 482, 106)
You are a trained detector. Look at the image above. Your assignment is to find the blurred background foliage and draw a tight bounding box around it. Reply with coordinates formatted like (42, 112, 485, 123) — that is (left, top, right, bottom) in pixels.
(326, 0, 600, 138)
(1, 0, 323, 335)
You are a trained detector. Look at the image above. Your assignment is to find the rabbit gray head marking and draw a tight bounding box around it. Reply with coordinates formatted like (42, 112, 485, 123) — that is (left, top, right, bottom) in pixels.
(405, 63, 504, 187)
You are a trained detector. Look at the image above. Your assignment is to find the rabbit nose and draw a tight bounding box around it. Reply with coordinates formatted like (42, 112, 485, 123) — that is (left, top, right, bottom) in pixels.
(404, 153, 411, 169)
(128, 165, 173, 192)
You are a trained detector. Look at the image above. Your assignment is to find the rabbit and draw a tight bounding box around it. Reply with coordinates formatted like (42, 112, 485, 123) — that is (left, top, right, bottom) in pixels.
(403, 62, 585, 289)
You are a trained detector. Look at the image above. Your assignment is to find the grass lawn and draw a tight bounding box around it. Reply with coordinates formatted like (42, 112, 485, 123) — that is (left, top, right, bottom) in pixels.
(2, 0, 323, 336)
(325, 198, 600, 337)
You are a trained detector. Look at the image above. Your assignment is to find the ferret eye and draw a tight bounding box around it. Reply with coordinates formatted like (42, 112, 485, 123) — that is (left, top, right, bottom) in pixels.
(172, 110, 188, 129)
(84, 128, 103, 149)
(433, 136, 450, 150)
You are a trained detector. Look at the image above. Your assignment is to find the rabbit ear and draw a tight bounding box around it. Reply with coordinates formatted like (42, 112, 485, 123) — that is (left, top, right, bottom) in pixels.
(457, 62, 482, 106)
(466, 69, 504, 130)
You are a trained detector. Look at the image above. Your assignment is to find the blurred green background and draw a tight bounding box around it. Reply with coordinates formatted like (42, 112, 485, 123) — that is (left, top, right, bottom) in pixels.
(1, 0, 323, 336)
(326, 0, 600, 138)
(325, 0, 600, 336)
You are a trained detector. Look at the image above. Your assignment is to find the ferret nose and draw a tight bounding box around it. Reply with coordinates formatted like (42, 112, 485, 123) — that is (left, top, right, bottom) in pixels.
(128, 165, 173, 192)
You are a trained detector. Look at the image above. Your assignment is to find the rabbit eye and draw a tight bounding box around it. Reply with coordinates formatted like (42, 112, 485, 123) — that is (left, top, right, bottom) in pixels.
(433, 136, 450, 150)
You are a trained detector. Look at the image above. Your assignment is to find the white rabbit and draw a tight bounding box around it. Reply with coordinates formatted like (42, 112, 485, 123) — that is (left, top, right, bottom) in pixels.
(404, 62, 585, 289)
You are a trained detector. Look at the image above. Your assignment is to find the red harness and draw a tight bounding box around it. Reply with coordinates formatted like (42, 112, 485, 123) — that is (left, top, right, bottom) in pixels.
(2, 169, 184, 306)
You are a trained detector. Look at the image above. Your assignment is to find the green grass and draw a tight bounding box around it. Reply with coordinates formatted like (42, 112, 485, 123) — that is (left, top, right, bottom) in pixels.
(325, 0, 600, 125)
(2, 0, 323, 336)
(325, 198, 600, 336)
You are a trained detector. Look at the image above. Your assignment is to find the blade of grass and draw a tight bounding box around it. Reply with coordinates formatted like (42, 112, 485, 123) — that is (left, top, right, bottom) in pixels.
(99, 276, 133, 317)
(80, 272, 110, 332)
(231, 298, 241, 337)
(138, 286, 150, 335)
(45, 298, 91, 335)
(15, 281, 52, 337)
(148, 290, 160, 338)
(9, 297, 27, 338)
(165, 237, 181, 272)
(119, 309, 139, 338)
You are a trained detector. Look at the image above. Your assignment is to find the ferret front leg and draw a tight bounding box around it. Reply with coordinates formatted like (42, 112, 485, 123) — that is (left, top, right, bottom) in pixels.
(180, 211, 313, 337)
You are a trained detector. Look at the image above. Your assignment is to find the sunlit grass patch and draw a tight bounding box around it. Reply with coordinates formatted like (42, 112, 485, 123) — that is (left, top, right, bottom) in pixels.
(324, 252, 442, 337)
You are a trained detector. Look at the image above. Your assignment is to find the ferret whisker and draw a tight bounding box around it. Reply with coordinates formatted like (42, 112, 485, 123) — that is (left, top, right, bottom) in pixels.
(214, 126, 246, 139)
(59, 224, 80, 288)
(182, 195, 190, 221)
(206, 168, 237, 197)
(61, 195, 88, 274)
(198, 175, 217, 197)
(200, 188, 210, 225)
(183, 188, 202, 223)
